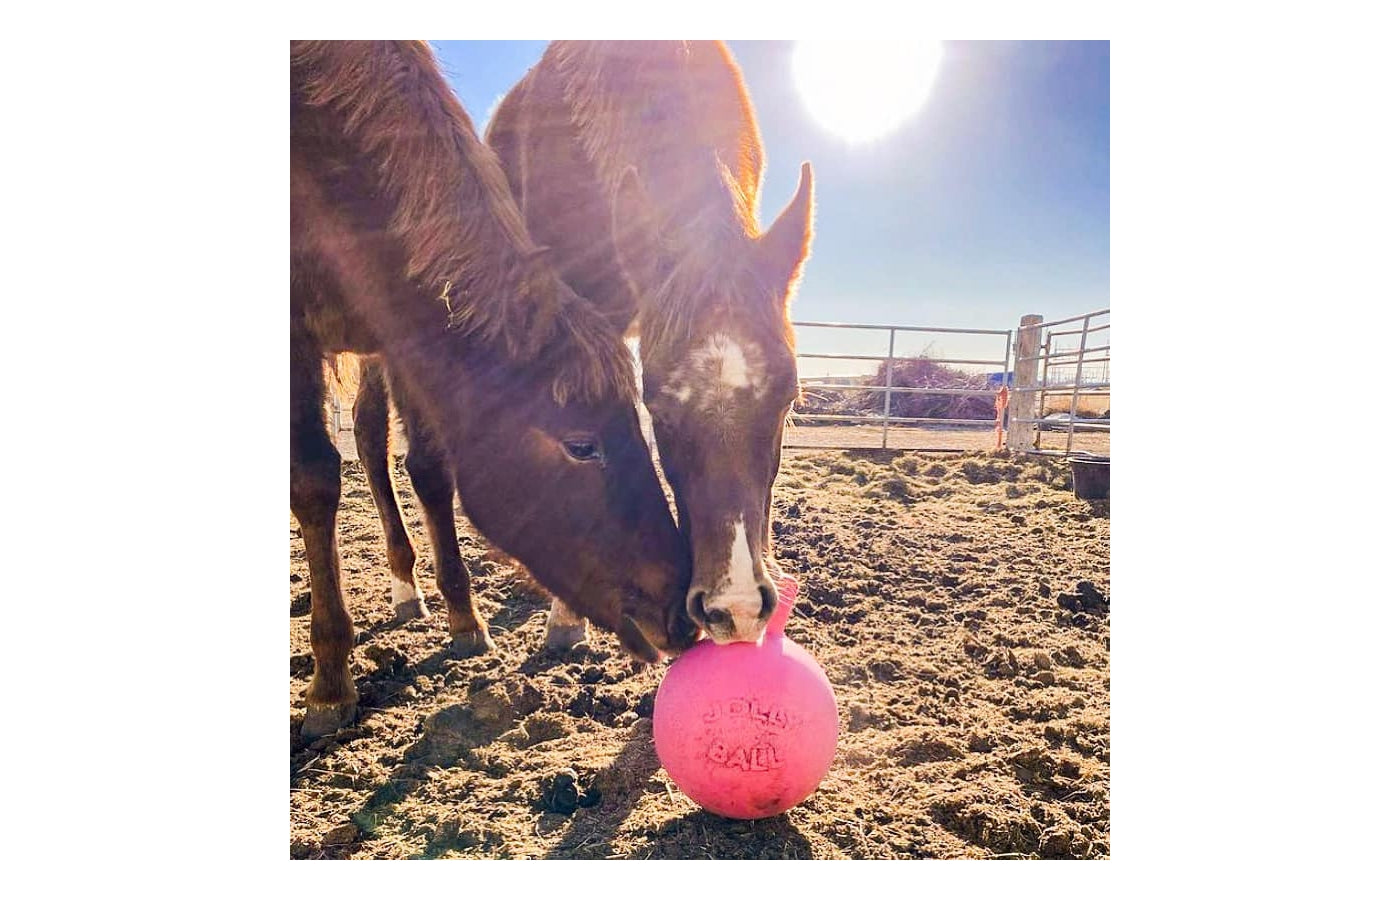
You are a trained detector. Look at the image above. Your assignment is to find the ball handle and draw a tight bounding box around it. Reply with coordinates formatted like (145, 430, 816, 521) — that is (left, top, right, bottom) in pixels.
(765, 574, 800, 638)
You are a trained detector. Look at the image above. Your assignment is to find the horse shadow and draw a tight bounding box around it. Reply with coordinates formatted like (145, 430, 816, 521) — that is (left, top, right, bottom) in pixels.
(638, 808, 815, 859)
(541, 721, 815, 860)
(332, 683, 525, 856)
(540, 720, 661, 858)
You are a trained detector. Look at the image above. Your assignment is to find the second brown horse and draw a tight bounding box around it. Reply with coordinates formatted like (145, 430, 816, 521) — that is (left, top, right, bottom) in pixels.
(291, 41, 697, 737)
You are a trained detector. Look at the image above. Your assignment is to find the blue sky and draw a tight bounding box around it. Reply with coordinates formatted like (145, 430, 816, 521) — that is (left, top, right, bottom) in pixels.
(431, 41, 1108, 377)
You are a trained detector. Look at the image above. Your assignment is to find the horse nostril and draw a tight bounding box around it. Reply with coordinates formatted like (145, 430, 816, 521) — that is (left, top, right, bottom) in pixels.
(670, 607, 701, 649)
(686, 589, 708, 627)
(702, 607, 734, 633)
(758, 582, 777, 618)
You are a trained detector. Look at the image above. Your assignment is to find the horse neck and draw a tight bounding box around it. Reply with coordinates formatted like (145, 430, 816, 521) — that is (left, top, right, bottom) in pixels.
(292, 41, 561, 353)
(291, 147, 474, 411)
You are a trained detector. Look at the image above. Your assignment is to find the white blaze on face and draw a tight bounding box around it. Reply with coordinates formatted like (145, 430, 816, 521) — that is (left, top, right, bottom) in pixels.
(709, 521, 765, 641)
(711, 334, 754, 390)
(661, 333, 766, 409)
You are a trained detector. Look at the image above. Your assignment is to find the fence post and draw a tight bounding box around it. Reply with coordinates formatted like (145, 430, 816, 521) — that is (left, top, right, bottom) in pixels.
(1008, 314, 1043, 452)
(880, 327, 896, 450)
(330, 392, 343, 437)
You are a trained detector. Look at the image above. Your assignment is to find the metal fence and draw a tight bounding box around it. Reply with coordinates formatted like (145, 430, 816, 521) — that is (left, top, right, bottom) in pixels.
(786, 320, 1013, 450)
(324, 311, 1109, 458)
(1009, 308, 1110, 456)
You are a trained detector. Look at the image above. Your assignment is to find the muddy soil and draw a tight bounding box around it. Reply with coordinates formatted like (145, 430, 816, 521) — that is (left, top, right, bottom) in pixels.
(290, 450, 1109, 859)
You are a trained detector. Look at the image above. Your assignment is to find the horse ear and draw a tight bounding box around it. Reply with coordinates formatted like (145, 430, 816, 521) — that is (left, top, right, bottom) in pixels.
(611, 166, 660, 302)
(760, 162, 814, 293)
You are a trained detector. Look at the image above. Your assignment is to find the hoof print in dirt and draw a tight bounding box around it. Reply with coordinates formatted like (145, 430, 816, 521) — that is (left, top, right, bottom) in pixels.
(364, 644, 409, 676)
(1008, 746, 1059, 785)
(422, 680, 545, 757)
(323, 822, 361, 846)
(968, 733, 996, 753)
(848, 702, 881, 732)
(539, 769, 601, 816)
(471, 681, 544, 728)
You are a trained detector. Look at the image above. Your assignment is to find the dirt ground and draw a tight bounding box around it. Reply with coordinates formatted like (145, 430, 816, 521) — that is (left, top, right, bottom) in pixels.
(783, 423, 1109, 454)
(290, 449, 1109, 859)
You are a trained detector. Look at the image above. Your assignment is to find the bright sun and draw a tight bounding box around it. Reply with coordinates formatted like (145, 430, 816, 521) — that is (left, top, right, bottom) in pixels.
(792, 41, 944, 144)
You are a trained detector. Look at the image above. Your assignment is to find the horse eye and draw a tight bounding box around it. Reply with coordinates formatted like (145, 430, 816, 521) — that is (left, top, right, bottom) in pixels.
(563, 438, 603, 462)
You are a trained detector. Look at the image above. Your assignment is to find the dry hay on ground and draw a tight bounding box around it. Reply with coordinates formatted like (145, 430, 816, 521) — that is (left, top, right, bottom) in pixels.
(290, 450, 1109, 859)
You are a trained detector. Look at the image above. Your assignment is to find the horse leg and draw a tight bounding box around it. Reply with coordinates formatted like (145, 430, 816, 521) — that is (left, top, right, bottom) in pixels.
(291, 340, 357, 738)
(398, 398, 497, 657)
(353, 358, 429, 624)
(545, 599, 589, 651)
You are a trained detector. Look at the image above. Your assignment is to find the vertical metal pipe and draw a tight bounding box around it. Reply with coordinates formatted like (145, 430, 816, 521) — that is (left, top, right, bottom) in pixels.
(881, 327, 896, 449)
(1036, 331, 1051, 450)
(1001, 329, 1013, 442)
(1002, 330, 1013, 390)
(1066, 313, 1092, 456)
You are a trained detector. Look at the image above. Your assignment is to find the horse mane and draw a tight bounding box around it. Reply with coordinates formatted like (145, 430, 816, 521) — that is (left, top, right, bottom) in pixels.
(291, 40, 635, 404)
(544, 41, 793, 353)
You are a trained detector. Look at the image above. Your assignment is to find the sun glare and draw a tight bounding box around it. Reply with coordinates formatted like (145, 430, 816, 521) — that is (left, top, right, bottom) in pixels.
(792, 41, 944, 144)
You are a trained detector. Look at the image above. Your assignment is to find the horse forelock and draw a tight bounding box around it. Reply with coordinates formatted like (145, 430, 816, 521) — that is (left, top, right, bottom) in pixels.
(548, 293, 640, 406)
(542, 41, 787, 361)
(292, 40, 631, 405)
(636, 235, 794, 367)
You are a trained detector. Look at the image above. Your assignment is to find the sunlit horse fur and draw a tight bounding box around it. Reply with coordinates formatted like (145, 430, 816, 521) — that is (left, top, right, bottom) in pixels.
(290, 40, 697, 738)
(487, 41, 815, 643)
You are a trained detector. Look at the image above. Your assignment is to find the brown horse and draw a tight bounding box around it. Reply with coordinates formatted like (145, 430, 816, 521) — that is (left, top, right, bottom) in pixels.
(291, 41, 697, 738)
(486, 41, 815, 644)
(348, 356, 622, 653)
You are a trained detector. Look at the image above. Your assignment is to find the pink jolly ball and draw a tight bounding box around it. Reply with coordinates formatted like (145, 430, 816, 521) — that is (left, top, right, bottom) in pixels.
(653, 575, 839, 819)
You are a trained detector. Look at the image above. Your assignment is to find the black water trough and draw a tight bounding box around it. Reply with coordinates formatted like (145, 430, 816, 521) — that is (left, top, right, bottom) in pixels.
(1069, 453, 1110, 500)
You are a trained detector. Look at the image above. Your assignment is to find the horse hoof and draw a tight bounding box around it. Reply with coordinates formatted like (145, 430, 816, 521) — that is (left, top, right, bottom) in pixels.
(450, 629, 496, 657)
(302, 702, 357, 739)
(545, 622, 588, 652)
(392, 597, 431, 625)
